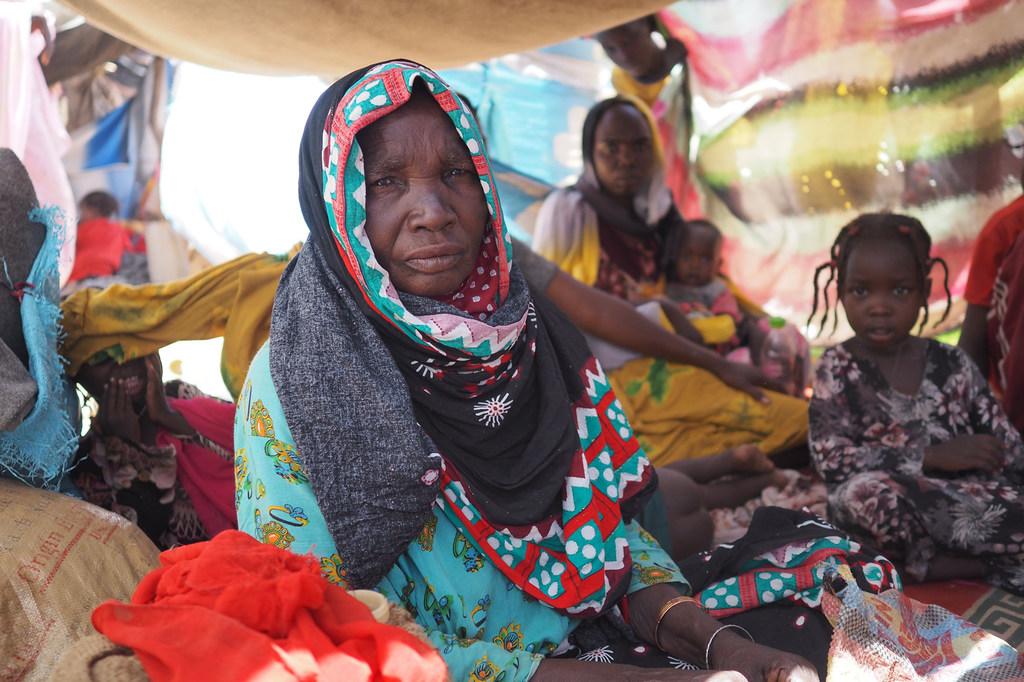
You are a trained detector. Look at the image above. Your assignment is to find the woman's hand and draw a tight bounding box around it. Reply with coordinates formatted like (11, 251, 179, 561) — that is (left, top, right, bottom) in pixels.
(924, 435, 1005, 473)
(144, 355, 196, 437)
(95, 379, 142, 443)
(530, 658, 748, 681)
(709, 633, 818, 682)
(713, 360, 785, 405)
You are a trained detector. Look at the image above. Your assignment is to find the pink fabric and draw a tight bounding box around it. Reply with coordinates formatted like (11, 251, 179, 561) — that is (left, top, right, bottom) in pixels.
(709, 286, 742, 321)
(0, 2, 76, 284)
(156, 397, 237, 537)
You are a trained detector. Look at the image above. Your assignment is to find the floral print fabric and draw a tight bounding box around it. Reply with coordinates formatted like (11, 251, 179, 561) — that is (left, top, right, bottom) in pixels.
(235, 344, 687, 681)
(809, 340, 1024, 590)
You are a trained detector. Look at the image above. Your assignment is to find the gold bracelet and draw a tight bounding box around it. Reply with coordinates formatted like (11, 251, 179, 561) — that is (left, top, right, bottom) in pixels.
(652, 595, 705, 652)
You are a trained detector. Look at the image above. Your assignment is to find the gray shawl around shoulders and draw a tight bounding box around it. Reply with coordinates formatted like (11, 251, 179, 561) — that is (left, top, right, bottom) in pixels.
(268, 240, 441, 588)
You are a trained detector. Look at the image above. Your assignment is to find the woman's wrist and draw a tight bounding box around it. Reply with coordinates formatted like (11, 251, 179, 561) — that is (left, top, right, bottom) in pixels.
(705, 626, 755, 670)
(701, 352, 731, 377)
(151, 407, 196, 436)
(655, 601, 721, 666)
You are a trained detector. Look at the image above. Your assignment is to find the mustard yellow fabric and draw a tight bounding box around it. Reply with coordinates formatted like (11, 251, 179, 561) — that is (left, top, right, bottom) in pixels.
(60, 248, 297, 398)
(607, 356, 808, 464)
(610, 66, 668, 109)
(689, 314, 737, 345)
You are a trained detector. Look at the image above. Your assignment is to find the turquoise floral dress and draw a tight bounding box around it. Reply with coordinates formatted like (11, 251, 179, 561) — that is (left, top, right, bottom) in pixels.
(235, 344, 686, 681)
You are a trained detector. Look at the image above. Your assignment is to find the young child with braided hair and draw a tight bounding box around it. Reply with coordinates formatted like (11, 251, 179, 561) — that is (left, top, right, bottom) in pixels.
(807, 212, 1024, 592)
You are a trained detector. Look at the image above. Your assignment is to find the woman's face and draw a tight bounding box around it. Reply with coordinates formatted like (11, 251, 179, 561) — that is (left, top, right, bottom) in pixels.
(595, 19, 666, 82)
(74, 355, 151, 405)
(592, 104, 654, 203)
(358, 91, 489, 297)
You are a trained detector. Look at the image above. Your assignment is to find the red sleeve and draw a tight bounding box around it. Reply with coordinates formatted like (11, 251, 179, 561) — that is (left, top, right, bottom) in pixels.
(964, 197, 1024, 307)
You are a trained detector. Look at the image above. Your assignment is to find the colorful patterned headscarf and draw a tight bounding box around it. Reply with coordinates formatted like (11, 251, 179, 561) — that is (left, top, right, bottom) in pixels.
(307, 60, 513, 349)
(277, 61, 656, 613)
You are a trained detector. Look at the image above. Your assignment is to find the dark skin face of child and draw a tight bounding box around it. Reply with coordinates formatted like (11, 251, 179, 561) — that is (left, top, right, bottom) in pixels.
(839, 238, 931, 393)
(675, 225, 722, 287)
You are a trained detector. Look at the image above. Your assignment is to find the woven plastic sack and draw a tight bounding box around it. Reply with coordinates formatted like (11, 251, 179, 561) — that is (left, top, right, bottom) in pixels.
(821, 563, 1024, 681)
(0, 477, 160, 681)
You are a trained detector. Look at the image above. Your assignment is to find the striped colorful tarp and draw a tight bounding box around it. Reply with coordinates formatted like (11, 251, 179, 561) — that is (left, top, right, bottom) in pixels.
(661, 0, 1024, 327)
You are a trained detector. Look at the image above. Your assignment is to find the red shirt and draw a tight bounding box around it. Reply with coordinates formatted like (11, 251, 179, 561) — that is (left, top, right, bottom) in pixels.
(68, 217, 140, 282)
(964, 195, 1024, 307)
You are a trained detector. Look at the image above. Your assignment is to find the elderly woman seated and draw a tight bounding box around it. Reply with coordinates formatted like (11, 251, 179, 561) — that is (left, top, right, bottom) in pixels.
(234, 60, 816, 681)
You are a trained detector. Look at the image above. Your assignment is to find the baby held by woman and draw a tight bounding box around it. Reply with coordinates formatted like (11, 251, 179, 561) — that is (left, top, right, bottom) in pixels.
(659, 219, 808, 396)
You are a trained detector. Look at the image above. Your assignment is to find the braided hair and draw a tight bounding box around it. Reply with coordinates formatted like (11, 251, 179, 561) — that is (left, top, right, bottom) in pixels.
(808, 212, 951, 337)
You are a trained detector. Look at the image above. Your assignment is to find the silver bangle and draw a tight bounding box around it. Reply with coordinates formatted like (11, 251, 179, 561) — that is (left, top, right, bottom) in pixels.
(704, 623, 754, 669)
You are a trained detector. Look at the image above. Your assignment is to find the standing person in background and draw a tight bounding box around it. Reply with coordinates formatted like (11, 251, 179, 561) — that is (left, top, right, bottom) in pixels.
(958, 150, 1024, 433)
(594, 14, 701, 219)
(0, 1, 77, 284)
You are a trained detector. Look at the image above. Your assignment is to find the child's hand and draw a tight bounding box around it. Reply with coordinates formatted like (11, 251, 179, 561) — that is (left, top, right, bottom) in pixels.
(95, 379, 142, 443)
(923, 435, 1006, 473)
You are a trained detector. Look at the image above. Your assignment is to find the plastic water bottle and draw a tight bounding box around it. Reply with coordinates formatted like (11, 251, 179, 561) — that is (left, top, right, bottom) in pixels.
(759, 316, 797, 396)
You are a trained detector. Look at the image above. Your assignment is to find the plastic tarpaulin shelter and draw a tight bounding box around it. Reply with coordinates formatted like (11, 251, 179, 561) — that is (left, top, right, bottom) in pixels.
(661, 0, 1024, 323)
(61, 0, 1024, 334)
(55, 1, 668, 78)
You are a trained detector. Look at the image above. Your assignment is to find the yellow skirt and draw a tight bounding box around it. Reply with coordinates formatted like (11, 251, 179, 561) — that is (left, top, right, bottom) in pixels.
(608, 357, 808, 465)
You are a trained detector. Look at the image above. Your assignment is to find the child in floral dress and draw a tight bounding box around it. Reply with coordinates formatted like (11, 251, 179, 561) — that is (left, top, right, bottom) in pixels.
(807, 212, 1024, 592)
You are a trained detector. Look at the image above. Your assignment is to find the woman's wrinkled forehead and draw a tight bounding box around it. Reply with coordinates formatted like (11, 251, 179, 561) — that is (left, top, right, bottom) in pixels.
(327, 64, 483, 172)
(320, 63, 496, 215)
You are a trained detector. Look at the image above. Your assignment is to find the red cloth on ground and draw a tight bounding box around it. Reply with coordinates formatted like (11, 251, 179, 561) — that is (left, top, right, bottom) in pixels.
(92, 531, 448, 682)
(157, 396, 237, 537)
(68, 217, 135, 282)
(963, 195, 1024, 308)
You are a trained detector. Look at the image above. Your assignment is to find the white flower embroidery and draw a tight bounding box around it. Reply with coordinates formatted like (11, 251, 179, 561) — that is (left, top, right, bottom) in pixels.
(577, 646, 614, 663)
(411, 360, 439, 378)
(950, 502, 1006, 547)
(667, 656, 698, 670)
(473, 393, 512, 427)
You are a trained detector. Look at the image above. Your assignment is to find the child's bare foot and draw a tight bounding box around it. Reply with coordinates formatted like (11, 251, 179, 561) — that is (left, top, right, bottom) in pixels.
(769, 468, 790, 488)
(720, 444, 775, 475)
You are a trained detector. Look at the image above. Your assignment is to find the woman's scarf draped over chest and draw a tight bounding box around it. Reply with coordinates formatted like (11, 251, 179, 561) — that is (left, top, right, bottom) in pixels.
(575, 94, 685, 268)
(272, 60, 655, 612)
